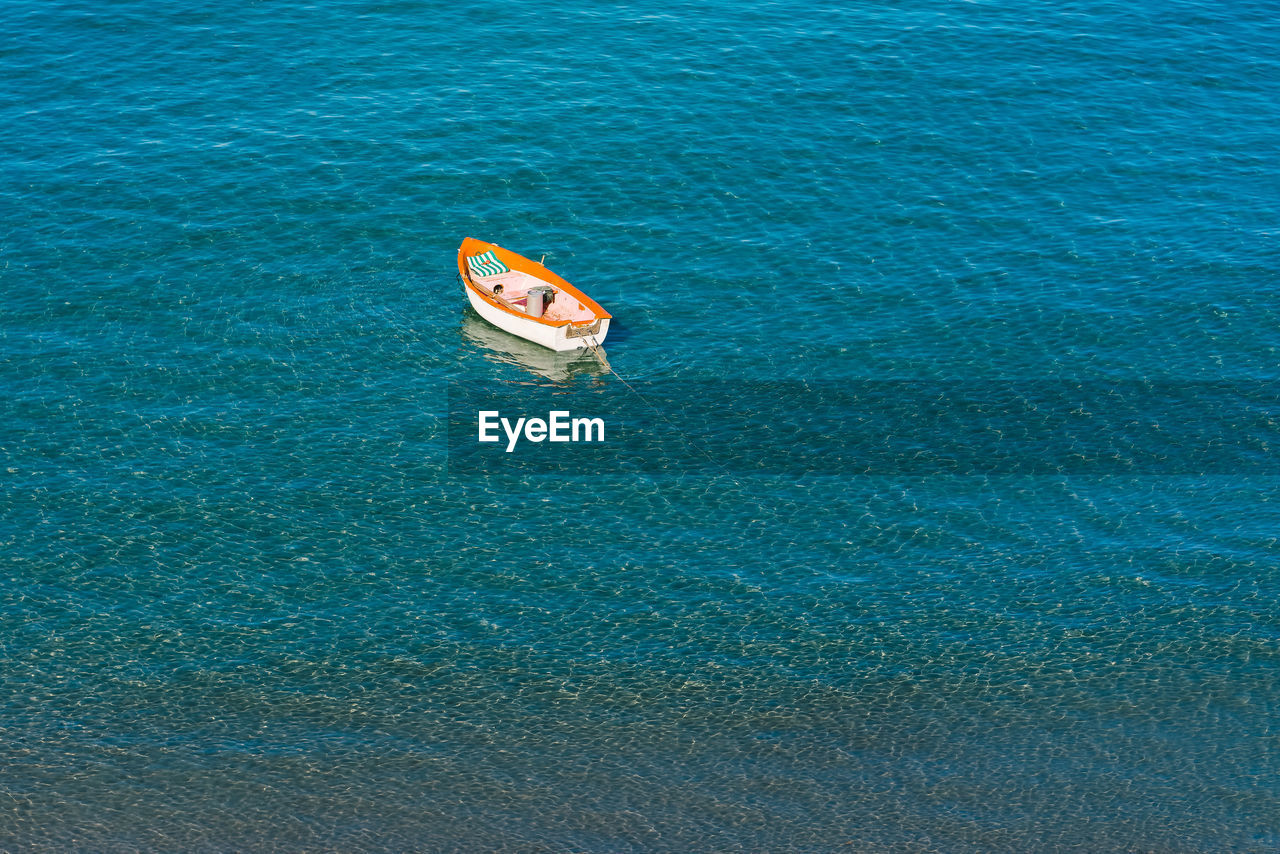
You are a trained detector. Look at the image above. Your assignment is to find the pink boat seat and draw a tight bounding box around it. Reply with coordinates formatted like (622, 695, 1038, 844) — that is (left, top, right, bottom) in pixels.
(474, 270, 531, 301)
(473, 270, 595, 322)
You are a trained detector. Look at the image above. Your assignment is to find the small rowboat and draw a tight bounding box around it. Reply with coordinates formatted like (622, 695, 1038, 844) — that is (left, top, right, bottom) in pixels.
(457, 237, 611, 352)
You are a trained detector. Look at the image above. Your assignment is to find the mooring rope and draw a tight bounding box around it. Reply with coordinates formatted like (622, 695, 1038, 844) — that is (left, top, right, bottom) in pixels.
(580, 332, 728, 474)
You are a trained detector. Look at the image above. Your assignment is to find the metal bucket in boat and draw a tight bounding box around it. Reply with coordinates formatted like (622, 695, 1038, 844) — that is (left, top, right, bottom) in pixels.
(527, 285, 556, 318)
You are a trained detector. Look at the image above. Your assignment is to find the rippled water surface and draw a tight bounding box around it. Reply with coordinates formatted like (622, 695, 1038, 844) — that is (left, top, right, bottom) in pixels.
(3, 0, 1279, 850)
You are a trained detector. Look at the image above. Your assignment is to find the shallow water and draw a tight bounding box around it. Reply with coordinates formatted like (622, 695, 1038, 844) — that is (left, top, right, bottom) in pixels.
(3, 0, 1279, 850)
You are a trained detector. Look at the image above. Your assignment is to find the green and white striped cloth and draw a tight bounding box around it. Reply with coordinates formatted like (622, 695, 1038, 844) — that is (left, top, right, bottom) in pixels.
(468, 250, 510, 278)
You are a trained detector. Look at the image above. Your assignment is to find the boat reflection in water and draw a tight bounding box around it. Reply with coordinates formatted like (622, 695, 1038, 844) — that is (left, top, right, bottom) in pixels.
(459, 309, 610, 384)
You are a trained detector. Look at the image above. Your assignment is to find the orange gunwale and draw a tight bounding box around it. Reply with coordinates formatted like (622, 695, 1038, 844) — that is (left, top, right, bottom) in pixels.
(457, 237, 612, 327)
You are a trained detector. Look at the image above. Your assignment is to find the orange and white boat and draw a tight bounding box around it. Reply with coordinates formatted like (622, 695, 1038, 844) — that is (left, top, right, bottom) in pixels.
(457, 237, 611, 352)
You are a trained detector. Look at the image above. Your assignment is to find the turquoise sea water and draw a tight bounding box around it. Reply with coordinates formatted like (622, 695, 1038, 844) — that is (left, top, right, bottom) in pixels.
(4, 1, 1279, 850)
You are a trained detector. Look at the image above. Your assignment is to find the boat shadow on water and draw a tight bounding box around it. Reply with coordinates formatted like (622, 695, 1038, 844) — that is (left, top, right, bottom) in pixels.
(459, 308, 611, 384)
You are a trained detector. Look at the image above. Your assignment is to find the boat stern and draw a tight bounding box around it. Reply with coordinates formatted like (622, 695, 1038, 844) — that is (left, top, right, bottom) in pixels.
(555, 317, 609, 352)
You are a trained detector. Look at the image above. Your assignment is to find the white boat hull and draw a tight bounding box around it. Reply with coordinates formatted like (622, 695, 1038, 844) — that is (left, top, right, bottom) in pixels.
(465, 283, 609, 352)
